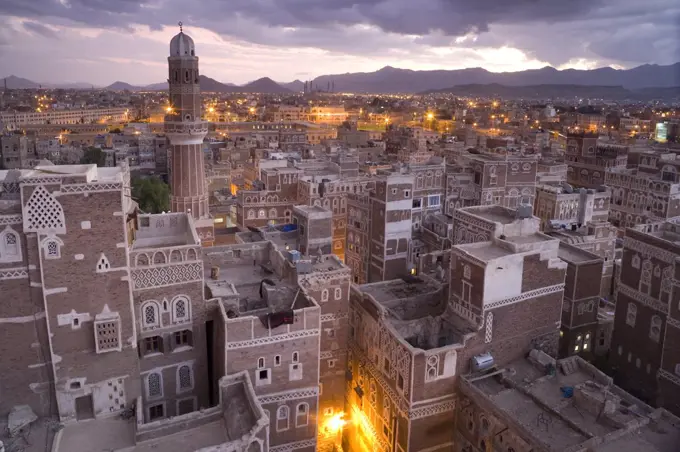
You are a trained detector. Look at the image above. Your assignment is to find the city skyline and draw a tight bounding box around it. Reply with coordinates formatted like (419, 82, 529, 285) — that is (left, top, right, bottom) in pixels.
(0, 0, 678, 85)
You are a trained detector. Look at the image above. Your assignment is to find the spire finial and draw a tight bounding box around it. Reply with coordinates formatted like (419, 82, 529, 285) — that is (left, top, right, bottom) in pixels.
(178, 21, 183, 32)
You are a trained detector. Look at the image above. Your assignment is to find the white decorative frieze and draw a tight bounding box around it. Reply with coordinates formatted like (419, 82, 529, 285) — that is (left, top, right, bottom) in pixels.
(131, 262, 203, 290)
(20, 176, 63, 186)
(666, 317, 680, 330)
(623, 237, 675, 264)
(409, 399, 456, 420)
(227, 328, 319, 349)
(484, 284, 565, 311)
(258, 387, 318, 404)
(270, 439, 317, 452)
(0, 267, 29, 280)
(23, 185, 66, 234)
(0, 214, 22, 226)
(617, 283, 669, 314)
(320, 312, 349, 322)
(658, 369, 680, 387)
(60, 183, 122, 194)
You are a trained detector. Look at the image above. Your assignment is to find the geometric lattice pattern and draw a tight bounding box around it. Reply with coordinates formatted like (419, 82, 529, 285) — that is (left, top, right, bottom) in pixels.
(485, 312, 493, 344)
(94, 318, 121, 353)
(23, 185, 66, 234)
(0, 267, 29, 280)
(178, 365, 192, 389)
(131, 262, 202, 289)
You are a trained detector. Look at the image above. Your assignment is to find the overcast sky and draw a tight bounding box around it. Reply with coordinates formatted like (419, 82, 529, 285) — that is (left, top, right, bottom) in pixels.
(0, 0, 678, 86)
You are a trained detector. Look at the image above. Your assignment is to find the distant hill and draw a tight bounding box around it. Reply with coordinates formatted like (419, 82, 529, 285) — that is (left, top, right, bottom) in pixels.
(198, 75, 240, 93)
(281, 80, 304, 92)
(105, 81, 141, 91)
(422, 83, 680, 101)
(143, 81, 168, 91)
(1, 75, 40, 89)
(243, 77, 292, 94)
(311, 62, 680, 93)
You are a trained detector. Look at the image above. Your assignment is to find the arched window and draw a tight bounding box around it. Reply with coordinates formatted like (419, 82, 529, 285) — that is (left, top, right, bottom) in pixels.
(147, 372, 162, 398)
(0, 227, 21, 263)
(42, 236, 63, 260)
(178, 365, 192, 390)
(296, 403, 309, 427)
(334, 287, 342, 300)
(170, 250, 183, 263)
(172, 296, 190, 323)
(426, 355, 439, 382)
(258, 209, 266, 218)
(650, 316, 662, 342)
(626, 303, 637, 327)
(640, 259, 652, 294)
(631, 254, 640, 269)
(321, 289, 329, 302)
(463, 265, 471, 279)
(142, 301, 160, 329)
(247, 210, 255, 219)
(153, 251, 166, 264)
(136, 253, 149, 266)
(276, 406, 289, 431)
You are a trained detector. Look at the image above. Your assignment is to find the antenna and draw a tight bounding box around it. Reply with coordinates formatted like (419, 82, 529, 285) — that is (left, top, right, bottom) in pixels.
(178, 21, 183, 32)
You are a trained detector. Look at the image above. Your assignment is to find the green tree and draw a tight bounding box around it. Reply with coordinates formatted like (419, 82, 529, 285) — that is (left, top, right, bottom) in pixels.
(80, 147, 107, 166)
(132, 176, 170, 214)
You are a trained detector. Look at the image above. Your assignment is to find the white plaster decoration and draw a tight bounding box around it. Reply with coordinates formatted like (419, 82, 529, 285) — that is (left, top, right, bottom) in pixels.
(20, 176, 62, 185)
(484, 312, 493, 344)
(289, 363, 303, 381)
(56, 310, 92, 330)
(618, 283, 669, 314)
(257, 387, 318, 404)
(131, 262, 203, 290)
(320, 312, 348, 322)
(60, 182, 123, 194)
(80, 221, 91, 230)
(0, 266, 29, 280)
(227, 328, 319, 349)
(94, 313, 122, 354)
(0, 312, 45, 324)
(141, 300, 161, 331)
(484, 284, 565, 310)
(0, 214, 22, 226)
(295, 403, 309, 427)
(276, 406, 290, 432)
(0, 226, 22, 263)
(667, 317, 680, 330)
(658, 369, 680, 387)
(41, 236, 64, 260)
(43, 287, 67, 295)
(96, 254, 111, 272)
(23, 185, 66, 234)
(269, 439, 317, 452)
(624, 237, 675, 264)
(74, 254, 84, 260)
(30, 282, 42, 288)
(409, 399, 457, 420)
(425, 355, 439, 382)
(171, 295, 191, 324)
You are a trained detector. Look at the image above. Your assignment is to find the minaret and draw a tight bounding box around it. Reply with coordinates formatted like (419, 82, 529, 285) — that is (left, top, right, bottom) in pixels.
(166, 22, 214, 245)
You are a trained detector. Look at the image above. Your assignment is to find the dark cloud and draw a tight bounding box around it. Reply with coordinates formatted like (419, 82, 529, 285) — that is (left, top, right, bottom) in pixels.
(0, 0, 676, 69)
(22, 21, 58, 39)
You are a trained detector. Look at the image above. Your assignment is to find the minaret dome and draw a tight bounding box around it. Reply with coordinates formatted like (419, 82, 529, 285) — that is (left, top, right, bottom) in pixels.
(169, 23, 195, 57)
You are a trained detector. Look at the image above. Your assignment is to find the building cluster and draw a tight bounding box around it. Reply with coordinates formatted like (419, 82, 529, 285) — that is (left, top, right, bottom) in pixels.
(1, 27, 680, 452)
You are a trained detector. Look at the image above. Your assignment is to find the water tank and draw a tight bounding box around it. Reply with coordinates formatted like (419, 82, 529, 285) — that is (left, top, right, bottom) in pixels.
(516, 203, 533, 219)
(287, 250, 301, 263)
(471, 353, 495, 373)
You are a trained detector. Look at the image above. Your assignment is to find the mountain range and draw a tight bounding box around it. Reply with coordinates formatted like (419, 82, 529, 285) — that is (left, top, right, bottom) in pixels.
(2, 62, 679, 95)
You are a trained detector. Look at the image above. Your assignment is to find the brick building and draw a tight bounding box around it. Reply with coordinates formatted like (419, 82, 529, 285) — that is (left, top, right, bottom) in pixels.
(610, 222, 680, 416)
(605, 153, 680, 229)
(564, 132, 628, 189)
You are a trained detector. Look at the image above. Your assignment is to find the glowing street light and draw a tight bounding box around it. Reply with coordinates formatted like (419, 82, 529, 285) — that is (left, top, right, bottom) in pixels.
(426, 112, 434, 121)
(166, 106, 174, 114)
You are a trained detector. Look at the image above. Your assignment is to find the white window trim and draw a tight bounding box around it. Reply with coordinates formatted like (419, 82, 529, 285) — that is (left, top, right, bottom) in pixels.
(296, 403, 309, 427)
(146, 372, 164, 399)
(176, 364, 194, 393)
(171, 295, 191, 324)
(276, 406, 290, 432)
(93, 313, 122, 354)
(41, 235, 64, 260)
(0, 226, 22, 264)
(141, 300, 162, 330)
(321, 289, 329, 302)
(334, 287, 342, 300)
(256, 368, 271, 386)
(95, 253, 111, 273)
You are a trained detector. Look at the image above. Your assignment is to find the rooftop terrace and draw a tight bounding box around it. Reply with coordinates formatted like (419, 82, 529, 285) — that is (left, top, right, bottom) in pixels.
(133, 213, 199, 249)
(465, 353, 680, 452)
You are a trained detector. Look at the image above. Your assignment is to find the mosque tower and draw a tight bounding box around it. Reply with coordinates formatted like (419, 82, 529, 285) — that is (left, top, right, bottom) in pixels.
(166, 23, 214, 245)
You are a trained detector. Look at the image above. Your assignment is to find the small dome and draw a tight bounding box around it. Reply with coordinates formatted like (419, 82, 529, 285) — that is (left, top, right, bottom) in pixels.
(170, 31, 195, 57)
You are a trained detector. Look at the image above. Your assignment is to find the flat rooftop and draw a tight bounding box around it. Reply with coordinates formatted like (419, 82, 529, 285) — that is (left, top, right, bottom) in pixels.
(557, 243, 601, 264)
(0, 163, 123, 183)
(460, 205, 518, 225)
(359, 276, 441, 305)
(132, 213, 198, 249)
(456, 241, 514, 262)
(467, 354, 680, 452)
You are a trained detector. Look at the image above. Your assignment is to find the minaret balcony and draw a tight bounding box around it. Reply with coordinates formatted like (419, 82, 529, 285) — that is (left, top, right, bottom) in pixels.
(164, 120, 209, 137)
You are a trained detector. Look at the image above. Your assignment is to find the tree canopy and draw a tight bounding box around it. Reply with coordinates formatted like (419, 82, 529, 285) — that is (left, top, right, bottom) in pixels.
(80, 147, 107, 166)
(132, 176, 170, 214)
